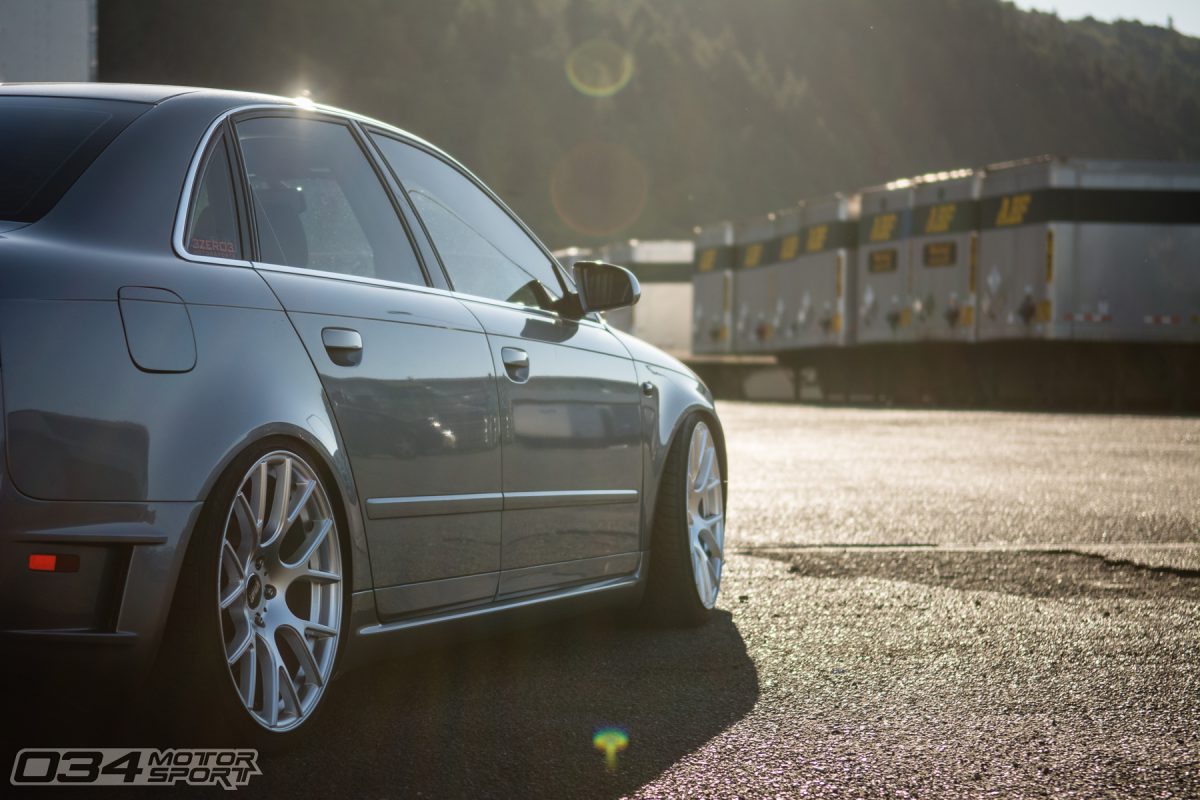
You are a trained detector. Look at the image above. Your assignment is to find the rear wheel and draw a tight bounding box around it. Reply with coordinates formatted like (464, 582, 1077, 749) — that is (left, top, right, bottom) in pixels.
(643, 415, 726, 626)
(163, 443, 345, 747)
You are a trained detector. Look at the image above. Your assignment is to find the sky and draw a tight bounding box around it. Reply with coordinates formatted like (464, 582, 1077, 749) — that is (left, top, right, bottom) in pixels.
(1014, 1, 1200, 36)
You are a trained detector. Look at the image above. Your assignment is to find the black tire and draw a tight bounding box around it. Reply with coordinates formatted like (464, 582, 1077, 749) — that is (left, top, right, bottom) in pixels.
(641, 413, 726, 627)
(152, 438, 347, 752)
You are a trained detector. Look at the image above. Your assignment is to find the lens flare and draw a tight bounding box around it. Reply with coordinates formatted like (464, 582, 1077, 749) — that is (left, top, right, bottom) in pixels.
(566, 39, 635, 98)
(593, 727, 629, 772)
(550, 141, 649, 237)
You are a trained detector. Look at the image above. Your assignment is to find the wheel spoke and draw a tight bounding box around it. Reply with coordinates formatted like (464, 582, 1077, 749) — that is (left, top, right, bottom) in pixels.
(220, 578, 246, 611)
(258, 634, 280, 727)
(698, 525, 724, 561)
(281, 624, 325, 688)
(279, 666, 302, 717)
(691, 542, 711, 597)
(249, 462, 269, 535)
(238, 646, 257, 708)
(698, 444, 716, 491)
(233, 492, 255, 536)
(286, 478, 317, 529)
(705, 556, 721, 595)
(302, 569, 341, 585)
(284, 518, 332, 569)
(262, 458, 293, 548)
(223, 540, 245, 578)
(305, 620, 337, 639)
(226, 624, 253, 665)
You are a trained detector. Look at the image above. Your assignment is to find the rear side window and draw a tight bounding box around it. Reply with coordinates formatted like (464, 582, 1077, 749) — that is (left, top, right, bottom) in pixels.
(184, 134, 243, 259)
(235, 115, 426, 286)
(0, 97, 148, 223)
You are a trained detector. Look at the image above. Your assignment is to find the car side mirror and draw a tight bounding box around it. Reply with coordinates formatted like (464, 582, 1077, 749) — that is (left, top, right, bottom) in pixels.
(572, 261, 640, 314)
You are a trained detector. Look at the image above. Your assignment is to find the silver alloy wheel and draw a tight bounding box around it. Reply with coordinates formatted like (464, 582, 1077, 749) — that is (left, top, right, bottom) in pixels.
(686, 421, 725, 608)
(217, 451, 342, 732)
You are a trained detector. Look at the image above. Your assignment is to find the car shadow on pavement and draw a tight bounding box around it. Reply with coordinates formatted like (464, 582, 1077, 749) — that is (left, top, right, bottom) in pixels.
(1, 608, 757, 799)
(769, 548, 1200, 601)
(269, 609, 758, 799)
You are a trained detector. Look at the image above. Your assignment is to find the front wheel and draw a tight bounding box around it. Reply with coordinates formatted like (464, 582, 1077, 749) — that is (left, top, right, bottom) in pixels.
(642, 414, 726, 626)
(162, 444, 346, 748)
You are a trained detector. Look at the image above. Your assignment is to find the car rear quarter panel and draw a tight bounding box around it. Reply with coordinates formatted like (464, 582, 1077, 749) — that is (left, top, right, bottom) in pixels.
(0, 95, 372, 594)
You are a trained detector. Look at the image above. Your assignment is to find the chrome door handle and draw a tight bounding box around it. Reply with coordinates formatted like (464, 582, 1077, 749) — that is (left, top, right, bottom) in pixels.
(501, 346, 529, 383)
(322, 327, 363, 367)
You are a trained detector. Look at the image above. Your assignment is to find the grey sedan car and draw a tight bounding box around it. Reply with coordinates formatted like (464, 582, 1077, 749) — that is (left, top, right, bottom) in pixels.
(0, 84, 727, 745)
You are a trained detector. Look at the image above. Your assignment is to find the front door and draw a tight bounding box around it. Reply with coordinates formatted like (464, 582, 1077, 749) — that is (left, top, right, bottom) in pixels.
(368, 132, 643, 594)
(466, 302, 643, 594)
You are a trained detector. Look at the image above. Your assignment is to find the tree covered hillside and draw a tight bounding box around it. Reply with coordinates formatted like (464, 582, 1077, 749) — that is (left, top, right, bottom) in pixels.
(100, 0, 1200, 247)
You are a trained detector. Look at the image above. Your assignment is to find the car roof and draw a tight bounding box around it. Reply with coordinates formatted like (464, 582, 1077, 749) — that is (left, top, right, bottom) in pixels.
(0, 81, 302, 106)
(0, 81, 443, 151)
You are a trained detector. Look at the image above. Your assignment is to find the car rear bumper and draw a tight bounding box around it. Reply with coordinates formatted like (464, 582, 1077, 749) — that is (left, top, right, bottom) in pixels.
(0, 480, 202, 686)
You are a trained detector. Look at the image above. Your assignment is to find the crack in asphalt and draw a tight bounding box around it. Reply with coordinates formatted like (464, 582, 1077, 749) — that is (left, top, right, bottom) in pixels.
(756, 546, 1200, 601)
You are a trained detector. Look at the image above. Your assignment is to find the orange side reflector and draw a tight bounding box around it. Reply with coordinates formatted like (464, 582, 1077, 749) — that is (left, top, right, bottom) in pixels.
(28, 554, 57, 571)
(28, 553, 79, 572)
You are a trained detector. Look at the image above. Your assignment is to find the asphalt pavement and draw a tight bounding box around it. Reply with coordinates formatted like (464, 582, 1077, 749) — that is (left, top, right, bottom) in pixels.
(6, 402, 1198, 798)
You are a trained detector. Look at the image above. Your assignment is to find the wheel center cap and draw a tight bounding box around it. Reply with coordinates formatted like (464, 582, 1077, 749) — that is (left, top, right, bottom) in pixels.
(247, 575, 263, 608)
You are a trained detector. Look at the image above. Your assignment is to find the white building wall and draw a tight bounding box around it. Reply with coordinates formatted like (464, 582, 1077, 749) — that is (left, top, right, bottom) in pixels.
(0, 0, 96, 82)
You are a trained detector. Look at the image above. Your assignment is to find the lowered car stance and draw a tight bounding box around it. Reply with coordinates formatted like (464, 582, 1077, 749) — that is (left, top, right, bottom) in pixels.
(0, 84, 727, 744)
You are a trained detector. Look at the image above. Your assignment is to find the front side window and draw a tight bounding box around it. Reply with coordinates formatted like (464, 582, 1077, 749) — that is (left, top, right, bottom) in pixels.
(184, 134, 242, 259)
(235, 116, 425, 286)
(371, 134, 565, 309)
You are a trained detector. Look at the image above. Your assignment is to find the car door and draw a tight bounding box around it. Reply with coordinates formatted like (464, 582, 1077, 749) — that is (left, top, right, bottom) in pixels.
(368, 132, 644, 596)
(231, 112, 503, 620)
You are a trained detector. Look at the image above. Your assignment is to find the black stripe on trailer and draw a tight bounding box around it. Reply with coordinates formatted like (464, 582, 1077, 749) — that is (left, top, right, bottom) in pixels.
(800, 220, 857, 255)
(625, 262, 695, 283)
(980, 188, 1200, 229)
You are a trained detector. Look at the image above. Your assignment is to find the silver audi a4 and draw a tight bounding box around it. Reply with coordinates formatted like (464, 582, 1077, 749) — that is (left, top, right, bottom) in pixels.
(0, 84, 727, 746)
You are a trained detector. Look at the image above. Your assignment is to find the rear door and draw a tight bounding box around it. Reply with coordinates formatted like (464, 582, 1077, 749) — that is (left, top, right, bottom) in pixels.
(230, 112, 503, 619)
(369, 132, 644, 596)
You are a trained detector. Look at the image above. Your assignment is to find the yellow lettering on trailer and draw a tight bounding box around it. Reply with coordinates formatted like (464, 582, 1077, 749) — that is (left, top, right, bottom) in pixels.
(779, 234, 800, 261)
(996, 193, 1032, 226)
(869, 213, 898, 242)
(744, 243, 763, 268)
(806, 224, 829, 252)
(698, 249, 716, 272)
(925, 203, 956, 234)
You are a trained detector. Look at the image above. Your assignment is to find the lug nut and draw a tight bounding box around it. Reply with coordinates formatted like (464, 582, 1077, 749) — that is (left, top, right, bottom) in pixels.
(265, 585, 277, 600)
(254, 557, 264, 571)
